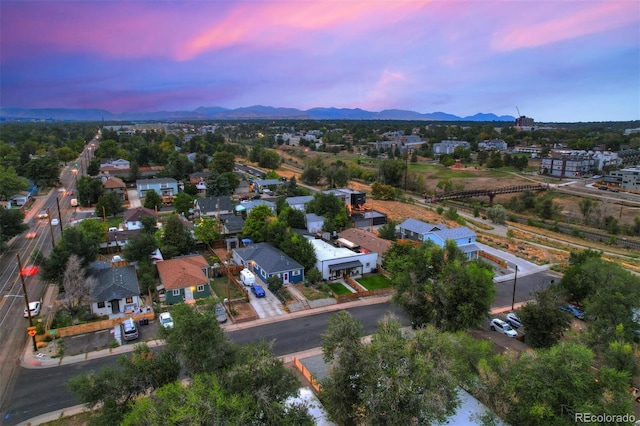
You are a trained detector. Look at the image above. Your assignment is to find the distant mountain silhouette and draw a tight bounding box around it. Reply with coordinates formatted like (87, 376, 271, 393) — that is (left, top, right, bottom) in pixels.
(0, 105, 515, 122)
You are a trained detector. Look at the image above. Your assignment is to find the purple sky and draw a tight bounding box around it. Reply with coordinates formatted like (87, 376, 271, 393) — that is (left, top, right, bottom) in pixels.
(1, 0, 638, 122)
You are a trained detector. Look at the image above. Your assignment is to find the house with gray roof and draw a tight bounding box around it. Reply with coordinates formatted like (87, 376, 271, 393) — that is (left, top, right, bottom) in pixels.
(232, 242, 304, 284)
(194, 196, 234, 218)
(220, 213, 244, 235)
(398, 218, 478, 259)
(237, 199, 276, 215)
(89, 265, 142, 317)
(286, 195, 315, 212)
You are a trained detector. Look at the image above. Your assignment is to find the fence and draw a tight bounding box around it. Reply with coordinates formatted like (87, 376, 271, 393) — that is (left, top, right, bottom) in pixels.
(333, 288, 393, 304)
(479, 250, 507, 268)
(343, 274, 367, 293)
(293, 357, 321, 392)
(54, 312, 155, 338)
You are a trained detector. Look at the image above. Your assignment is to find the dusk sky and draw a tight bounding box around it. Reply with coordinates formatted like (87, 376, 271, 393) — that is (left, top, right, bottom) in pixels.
(1, 0, 639, 122)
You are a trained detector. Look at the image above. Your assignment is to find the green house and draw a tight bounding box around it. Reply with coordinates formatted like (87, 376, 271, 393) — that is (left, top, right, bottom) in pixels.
(157, 255, 211, 305)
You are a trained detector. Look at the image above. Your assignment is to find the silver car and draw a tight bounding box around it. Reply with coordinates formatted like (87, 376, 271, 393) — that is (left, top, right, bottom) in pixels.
(215, 303, 228, 323)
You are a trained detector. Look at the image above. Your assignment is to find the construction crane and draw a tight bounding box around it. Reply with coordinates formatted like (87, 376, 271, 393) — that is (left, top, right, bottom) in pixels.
(516, 106, 521, 118)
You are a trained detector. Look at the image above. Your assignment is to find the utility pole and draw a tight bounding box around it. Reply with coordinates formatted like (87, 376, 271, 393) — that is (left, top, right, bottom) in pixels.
(17, 254, 38, 352)
(511, 265, 518, 311)
(47, 208, 55, 248)
(55, 197, 63, 234)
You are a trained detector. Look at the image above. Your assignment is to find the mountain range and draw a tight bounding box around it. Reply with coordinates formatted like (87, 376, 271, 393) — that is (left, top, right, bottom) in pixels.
(0, 105, 516, 122)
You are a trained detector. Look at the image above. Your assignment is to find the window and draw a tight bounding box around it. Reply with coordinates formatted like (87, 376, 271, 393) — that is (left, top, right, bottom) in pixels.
(197, 285, 205, 292)
(294, 270, 301, 275)
(126, 297, 133, 303)
(261, 269, 266, 278)
(366, 262, 370, 267)
(172, 289, 180, 296)
(97, 302, 105, 309)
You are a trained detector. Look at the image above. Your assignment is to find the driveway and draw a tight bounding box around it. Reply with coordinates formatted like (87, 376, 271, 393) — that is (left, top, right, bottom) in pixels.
(478, 242, 550, 283)
(247, 282, 285, 318)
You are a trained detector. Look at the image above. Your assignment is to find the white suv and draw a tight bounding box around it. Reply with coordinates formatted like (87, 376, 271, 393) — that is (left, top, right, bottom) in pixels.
(490, 318, 518, 338)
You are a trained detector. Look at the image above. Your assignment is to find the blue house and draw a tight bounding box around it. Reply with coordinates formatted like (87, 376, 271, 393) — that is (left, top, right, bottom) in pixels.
(136, 178, 179, 199)
(399, 218, 478, 260)
(232, 242, 304, 284)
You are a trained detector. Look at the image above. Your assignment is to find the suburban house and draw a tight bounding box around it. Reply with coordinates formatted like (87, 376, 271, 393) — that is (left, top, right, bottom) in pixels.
(89, 264, 142, 317)
(237, 199, 276, 215)
(124, 206, 158, 230)
(220, 213, 245, 235)
(285, 195, 314, 212)
(10, 191, 31, 207)
(194, 196, 234, 219)
(337, 228, 392, 267)
(103, 229, 139, 251)
(232, 242, 304, 284)
(308, 238, 377, 280)
(156, 255, 211, 305)
(253, 178, 284, 193)
(100, 158, 131, 170)
(102, 176, 127, 201)
(136, 178, 179, 199)
(398, 218, 479, 260)
(305, 213, 325, 234)
(188, 171, 209, 195)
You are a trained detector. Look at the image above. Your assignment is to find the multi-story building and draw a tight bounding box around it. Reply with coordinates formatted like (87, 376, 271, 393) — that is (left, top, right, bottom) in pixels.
(607, 167, 640, 191)
(432, 140, 471, 156)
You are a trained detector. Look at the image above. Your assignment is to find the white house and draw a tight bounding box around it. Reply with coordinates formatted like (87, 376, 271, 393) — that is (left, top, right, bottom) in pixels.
(306, 213, 325, 234)
(309, 238, 377, 280)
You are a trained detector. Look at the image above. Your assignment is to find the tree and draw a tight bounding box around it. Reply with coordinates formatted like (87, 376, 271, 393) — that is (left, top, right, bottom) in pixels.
(160, 215, 195, 259)
(380, 159, 405, 187)
(68, 344, 180, 425)
(143, 189, 162, 211)
(76, 176, 103, 207)
(305, 192, 349, 232)
(306, 267, 322, 285)
(162, 303, 237, 377)
(377, 220, 397, 240)
(42, 227, 100, 285)
(267, 275, 283, 294)
(95, 191, 124, 218)
(285, 175, 301, 196)
(278, 206, 306, 229)
(0, 207, 27, 251)
(220, 171, 240, 192)
(259, 150, 281, 169)
(300, 165, 322, 186)
(23, 155, 60, 187)
(242, 204, 275, 242)
(210, 151, 235, 174)
(436, 178, 453, 193)
(60, 254, 94, 317)
(0, 166, 28, 200)
(371, 181, 399, 200)
(486, 204, 506, 224)
(205, 173, 231, 197)
(320, 312, 459, 425)
(518, 286, 572, 348)
(279, 231, 317, 271)
(487, 151, 503, 168)
(324, 162, 349, 188)
(172, 192, 194, 217)
(193, 216, 221, 246)
(123, 232, 158, 264)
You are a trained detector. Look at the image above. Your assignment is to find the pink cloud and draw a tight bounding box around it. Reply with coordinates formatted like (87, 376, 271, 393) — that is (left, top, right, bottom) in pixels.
(491, 1, 639, 51)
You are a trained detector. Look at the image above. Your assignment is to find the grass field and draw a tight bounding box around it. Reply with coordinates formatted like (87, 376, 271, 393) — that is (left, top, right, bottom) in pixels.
(327, 282, 352, 295)
(210, 276, 245, 300)
(357, 274, 393, 290)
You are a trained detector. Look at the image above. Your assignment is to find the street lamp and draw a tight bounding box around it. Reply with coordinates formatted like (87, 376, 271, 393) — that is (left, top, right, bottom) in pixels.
(511, 264, 518, 311)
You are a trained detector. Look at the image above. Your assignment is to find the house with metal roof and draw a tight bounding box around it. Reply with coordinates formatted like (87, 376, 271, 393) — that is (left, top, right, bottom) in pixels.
(286, 195, 315, 212)
(308, 238, 377, 280)
(89, 265, 142, 317)
(398, 218, 478, 259)
(232, 242, 304, 284)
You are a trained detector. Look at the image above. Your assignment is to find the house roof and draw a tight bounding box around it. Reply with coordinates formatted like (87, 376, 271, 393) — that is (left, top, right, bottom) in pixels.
(189, 171, 210, 179)
(234, 242, 303, 274)
(156, 255, 209, 290)
(90, 265, 140, 302)
(124, 206, 158, 222)
(305, 213, 325, 222)
(338, 228, 392, 255)
(196, 196, 234, 214)
(221, 213, 244, 232)
(242, 200, 276, 211)
(399, 218, 441, 235)
(102, 176, 126, 189)
(254, 179, 282, 186)
(136, 178, 178, 185)
(286, 195, 314, 206)
(432, 227, 476, 240)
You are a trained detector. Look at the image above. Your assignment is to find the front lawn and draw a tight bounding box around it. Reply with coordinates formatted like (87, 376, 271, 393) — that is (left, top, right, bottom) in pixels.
(327, 282, 352, 295)
(294, 283, 333, 300)
(357, 274, 393, 290)
(210, 276, 245, 300)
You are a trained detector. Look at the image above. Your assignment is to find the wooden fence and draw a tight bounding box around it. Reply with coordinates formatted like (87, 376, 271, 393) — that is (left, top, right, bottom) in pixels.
(333, 288, 393, 304)
(54, 312, 155, 338)
(343, 274, 367, 293)
(293, 357, 321, 392)
(479, 250, 507, 268)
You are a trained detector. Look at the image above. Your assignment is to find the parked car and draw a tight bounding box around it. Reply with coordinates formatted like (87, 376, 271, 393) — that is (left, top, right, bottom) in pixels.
(490, 318, 518, 338)
(112, 255, 123, 263)
(25, 229, 37, 239)
(251, 194, 262, 200)
(121, 318, 139, 341)
(158, 312, 174, 329)
(51, 218, 59, 226)
(38, 210, 48, 219)
(24, 301, 41, 318)
(251, 285, 266, 298)
(505, 312, 522, 329)
(215, 303, 228, 323)
(560, 304, 585, 320)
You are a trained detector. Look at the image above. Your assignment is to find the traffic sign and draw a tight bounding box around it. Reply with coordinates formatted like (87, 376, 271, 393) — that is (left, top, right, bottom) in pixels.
(28, 329, 36, 336)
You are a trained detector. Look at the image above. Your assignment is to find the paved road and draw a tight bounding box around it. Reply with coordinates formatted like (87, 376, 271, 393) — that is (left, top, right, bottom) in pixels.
(3, 302, 408, 425)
